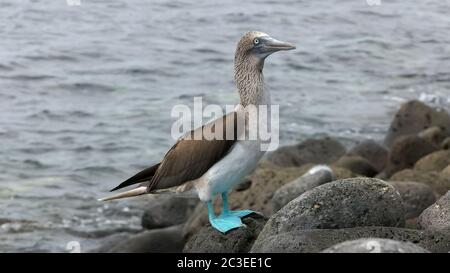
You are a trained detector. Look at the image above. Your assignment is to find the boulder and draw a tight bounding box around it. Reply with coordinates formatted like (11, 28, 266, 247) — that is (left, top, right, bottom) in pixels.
(293, 163, 355, 180)
(108, 225, 185, 253)
(256, 178, 405, 242)
(388, 181, 436, 219)
(270, 165, 334, 212)
(385, 135, 437, 176)
(183, 214, 266, 253)
(141, 195, 198, 230)
(414, 150, 450, 173)
(418, 191, 450, 232)
(89, 232, 133, 253)
(419, 126, 446, 146)
(347, 139, 388, 172)
(251, 227, 450, 253)
(384, 100, 450, 147)
(265, 137, 346, 167)
(321, 238, 430, 253)
(390, 169, 450, 196)
(442, 165, 450, 177)
(333, 155, 378, 177)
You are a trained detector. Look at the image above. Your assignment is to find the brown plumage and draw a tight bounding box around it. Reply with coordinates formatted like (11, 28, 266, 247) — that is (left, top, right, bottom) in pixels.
(110, 111, 243, 192)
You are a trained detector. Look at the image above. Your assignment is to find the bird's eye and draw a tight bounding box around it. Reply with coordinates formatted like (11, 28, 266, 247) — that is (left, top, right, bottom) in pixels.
(253, 38, 259, 45)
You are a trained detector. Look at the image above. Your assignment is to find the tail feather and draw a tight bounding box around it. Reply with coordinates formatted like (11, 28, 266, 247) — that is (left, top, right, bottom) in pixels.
(99, 186, 148, 201)
(110, 163, 160, 192)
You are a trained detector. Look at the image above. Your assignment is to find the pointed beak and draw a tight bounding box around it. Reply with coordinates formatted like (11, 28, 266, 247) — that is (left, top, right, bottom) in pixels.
(264, 37, 296, 52)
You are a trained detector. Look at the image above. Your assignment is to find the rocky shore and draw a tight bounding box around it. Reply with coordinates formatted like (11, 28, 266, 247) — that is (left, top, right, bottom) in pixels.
(92, 100, 450, 253)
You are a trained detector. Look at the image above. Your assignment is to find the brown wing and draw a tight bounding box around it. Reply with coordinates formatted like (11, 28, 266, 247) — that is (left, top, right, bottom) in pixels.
(148, 111, 241, 192)
(110, 163, 160, 192)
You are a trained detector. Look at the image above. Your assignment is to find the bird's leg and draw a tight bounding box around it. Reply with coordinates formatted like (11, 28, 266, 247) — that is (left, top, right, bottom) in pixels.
(219, 192, 258, 218)
(205, 200, 243, 234)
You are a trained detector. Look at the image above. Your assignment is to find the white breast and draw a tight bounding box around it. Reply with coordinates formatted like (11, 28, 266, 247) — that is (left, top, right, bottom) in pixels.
(194, 140, 264, 201)
(194, 100, 270, 201)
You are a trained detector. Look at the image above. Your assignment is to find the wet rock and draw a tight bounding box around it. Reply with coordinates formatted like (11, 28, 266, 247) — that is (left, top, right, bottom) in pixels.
(388, 181, 436, 219)
(385, 135, 437, 176)
(270, 165, 334, 213)
(265, 137, 346, 167)
(333, 155, 378, 177)
(419, 126, 446, 146)
(414, 150, 450, 173)
(183, 214, 266, 253)
(108, 225, 184, 253)
(256, 178, 405, 242)
(347, 139, 388, 172)
(182, 164, 306, 239)
(384, 100, 450, 147)
(322, 238, 430, 253)
(418, 191, 450, 232)
(294, 163, 355, 180)
(182, 204, 208, 240)
(251, 227, 450, 253)
(390, 169, 450, 196)
(141, 196, 198, 230)
(442, 137, 450, 150)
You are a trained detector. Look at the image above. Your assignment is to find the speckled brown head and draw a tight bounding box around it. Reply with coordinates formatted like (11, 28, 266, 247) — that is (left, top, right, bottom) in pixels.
(234, 31, 295, 105)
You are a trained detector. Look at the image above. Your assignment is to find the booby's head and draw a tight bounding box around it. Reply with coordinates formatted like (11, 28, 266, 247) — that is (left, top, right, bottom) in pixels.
(235, 31, 295, 67)
(234, 32, 295, 105)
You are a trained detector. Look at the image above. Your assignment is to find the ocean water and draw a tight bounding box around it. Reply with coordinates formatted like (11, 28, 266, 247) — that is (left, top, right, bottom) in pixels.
(0, 0, 449, 252)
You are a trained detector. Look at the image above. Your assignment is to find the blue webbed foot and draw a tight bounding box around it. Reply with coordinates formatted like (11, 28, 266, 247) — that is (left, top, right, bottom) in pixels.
(209, 214, 244, 233)
(206, 200, 245, 234)
(220, 209, 257, 218)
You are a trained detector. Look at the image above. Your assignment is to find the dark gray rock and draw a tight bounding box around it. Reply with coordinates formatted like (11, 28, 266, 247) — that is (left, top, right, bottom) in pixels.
(418, 191, 450, 232)
(141, 195, 198, 230)
(321, 238, 430, 253)
(333, 155, 378, 177)
(414, 150, 450, 173)
(385, 135, 437, 176)
(384, 100, 450, 147)
(108, 225, 185, 253)
(270, 165, 334, 212)
(388, 181, 436, 219)
(347, 139, 388, 172)
(89, 232, 133, 253)
(251, 227, 450, 253)
(183, 214, 267, 253)
(265, 137, 346, 167)
(257, 178, 405, 242)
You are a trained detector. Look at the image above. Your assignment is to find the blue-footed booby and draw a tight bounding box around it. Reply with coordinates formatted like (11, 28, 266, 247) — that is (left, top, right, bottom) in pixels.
(100, 31, 295, 233)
